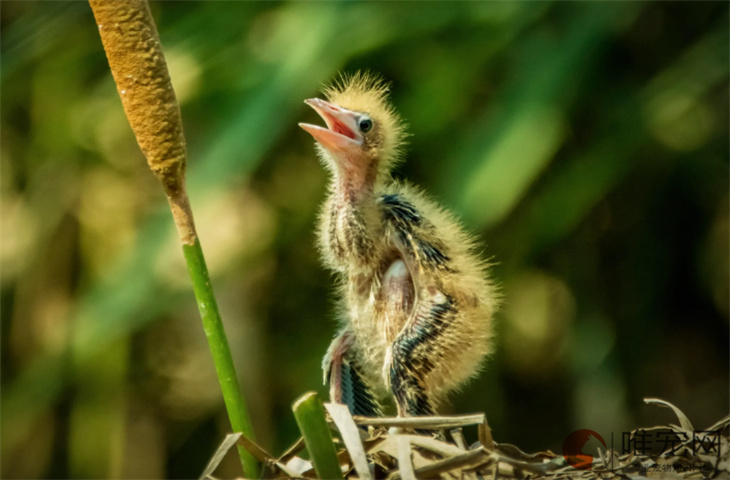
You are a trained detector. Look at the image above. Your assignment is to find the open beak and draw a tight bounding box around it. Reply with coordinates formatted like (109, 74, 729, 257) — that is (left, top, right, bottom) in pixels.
(299, 98, 363, 153)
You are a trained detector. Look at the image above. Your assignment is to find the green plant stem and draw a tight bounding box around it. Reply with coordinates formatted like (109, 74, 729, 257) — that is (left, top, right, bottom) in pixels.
(292, 392, 343, 480)
(182, 239, 260, 479)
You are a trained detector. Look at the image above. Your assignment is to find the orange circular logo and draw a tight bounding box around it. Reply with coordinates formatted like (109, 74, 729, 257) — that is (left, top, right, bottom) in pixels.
(562, 429, 606, 470)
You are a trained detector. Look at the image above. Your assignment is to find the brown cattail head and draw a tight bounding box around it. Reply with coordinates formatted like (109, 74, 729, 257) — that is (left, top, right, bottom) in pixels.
(89, 0, 194, 244)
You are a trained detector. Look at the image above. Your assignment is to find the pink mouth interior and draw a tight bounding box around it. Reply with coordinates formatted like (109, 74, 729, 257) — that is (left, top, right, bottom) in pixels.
(324, 112, 356, 140)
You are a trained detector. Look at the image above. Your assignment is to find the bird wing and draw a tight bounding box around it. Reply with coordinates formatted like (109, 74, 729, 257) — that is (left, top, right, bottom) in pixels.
(380, 193, 454, 275)
(379, 192, 461, 414)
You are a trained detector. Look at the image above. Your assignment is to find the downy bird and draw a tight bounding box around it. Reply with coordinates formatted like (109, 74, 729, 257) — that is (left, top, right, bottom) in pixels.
(299, 72, 498, 417)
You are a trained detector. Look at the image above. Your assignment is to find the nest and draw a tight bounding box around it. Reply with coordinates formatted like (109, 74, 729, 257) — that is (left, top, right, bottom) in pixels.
(202, 398, 729, 479)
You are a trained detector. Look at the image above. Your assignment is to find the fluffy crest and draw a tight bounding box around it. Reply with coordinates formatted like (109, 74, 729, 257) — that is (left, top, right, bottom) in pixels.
(324, 71, 408, 167)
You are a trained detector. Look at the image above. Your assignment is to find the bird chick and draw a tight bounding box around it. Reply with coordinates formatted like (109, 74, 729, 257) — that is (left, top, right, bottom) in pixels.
(299, 72, 498, 417)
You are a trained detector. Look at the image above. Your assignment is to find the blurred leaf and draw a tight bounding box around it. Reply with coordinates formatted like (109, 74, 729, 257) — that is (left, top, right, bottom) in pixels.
(449, 3, 638, 228)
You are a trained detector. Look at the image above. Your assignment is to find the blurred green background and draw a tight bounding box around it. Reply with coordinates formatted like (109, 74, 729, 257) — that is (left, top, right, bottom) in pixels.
(1, 1, 728, 478)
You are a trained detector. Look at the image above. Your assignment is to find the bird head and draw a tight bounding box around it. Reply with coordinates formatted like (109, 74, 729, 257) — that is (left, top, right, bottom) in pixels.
(300, 72, 406, 195)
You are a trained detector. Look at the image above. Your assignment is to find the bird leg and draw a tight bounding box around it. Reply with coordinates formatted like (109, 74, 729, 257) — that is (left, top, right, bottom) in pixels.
(387, 289, 455, 417)
(322, 330, 382, 417)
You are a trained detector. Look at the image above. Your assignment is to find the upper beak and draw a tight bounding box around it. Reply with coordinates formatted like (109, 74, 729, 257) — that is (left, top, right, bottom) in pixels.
(299, 98, 363, 152)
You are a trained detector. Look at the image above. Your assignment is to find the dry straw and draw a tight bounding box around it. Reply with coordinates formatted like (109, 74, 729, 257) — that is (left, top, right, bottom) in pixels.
(203, 396, 728, 480)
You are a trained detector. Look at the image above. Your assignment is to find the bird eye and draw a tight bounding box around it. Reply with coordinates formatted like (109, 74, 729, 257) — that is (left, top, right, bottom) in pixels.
(358, 117, 373, 133)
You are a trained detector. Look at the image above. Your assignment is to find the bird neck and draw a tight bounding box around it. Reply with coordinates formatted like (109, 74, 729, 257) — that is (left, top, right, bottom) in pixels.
(322, 178, 381, 271)
(332, 166, 381, 206)
(322, 148, 380, 202)
(332, 179, 375, 211)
